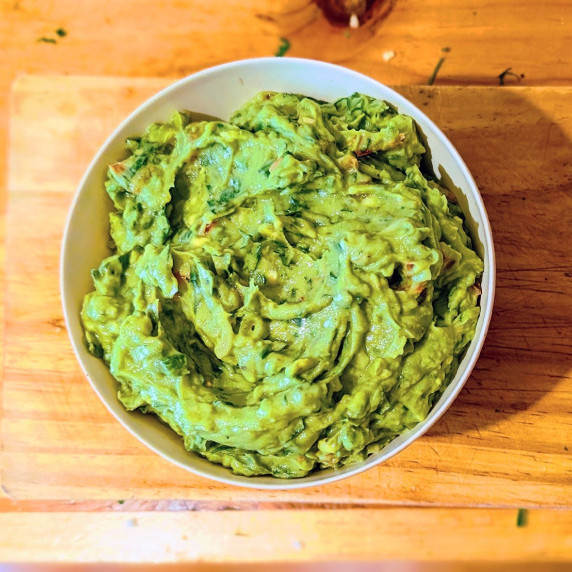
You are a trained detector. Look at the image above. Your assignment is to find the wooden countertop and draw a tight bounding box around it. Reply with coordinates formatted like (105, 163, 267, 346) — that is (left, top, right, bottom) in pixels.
(1, 0, 572, 565)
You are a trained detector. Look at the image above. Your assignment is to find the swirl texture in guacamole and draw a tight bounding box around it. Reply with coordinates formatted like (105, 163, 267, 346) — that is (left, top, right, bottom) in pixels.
(81, 92, 483, 478)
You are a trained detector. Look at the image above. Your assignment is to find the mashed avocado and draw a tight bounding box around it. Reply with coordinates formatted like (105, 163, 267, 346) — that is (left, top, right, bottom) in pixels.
(81, 92, 483, 478)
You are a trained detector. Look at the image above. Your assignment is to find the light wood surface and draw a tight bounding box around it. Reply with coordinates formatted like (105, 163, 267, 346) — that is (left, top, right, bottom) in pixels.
(2, 508, 572, 563)
(2, 0, 572, 564)
(3, 76, 572, 509)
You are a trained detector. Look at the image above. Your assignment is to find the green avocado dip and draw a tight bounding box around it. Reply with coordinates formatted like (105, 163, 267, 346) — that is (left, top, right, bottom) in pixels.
(81, 92, 483, 478)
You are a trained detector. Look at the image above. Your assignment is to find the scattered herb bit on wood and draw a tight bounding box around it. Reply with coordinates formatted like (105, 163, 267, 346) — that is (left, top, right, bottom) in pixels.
(275, 37, 291, 57)
(37, 28, 67, 44)
(517, 508, 528, 527)
(441, 46, 451, 53)
(117, 499, 125, 504)
(428, 57, 446, 86)
(498, 67, 521, 86)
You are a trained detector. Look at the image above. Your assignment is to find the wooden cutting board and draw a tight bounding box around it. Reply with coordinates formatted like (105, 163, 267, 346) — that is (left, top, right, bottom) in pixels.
(3, 76, 572, 505)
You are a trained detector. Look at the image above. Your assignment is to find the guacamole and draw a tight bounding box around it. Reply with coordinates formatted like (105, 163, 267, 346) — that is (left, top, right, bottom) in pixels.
(81, 92, 483, 478)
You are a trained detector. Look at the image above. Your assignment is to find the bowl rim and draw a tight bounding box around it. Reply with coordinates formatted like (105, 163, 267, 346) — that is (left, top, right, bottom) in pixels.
(61, 57, 496, 489)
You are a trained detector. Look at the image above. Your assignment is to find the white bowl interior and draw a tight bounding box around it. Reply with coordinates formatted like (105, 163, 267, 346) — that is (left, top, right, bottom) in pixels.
(61, 58, 495, 489)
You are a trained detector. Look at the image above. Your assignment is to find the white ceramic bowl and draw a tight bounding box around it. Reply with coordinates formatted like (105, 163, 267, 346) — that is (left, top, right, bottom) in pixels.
(61, 57, 495, 489)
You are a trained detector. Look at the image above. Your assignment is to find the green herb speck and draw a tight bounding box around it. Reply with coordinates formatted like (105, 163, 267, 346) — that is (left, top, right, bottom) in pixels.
(498, 67, 520, 86)
(37, 37, 56, 44)
(428, 57, 446, 86)
(56, 27, 67, 37)
(517, 508, 528, 527)
(261, 347, 272, 359)
(275, 37, 291, 57)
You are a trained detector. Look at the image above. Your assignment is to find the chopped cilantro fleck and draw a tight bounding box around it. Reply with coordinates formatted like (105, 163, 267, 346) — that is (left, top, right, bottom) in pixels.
(498, 67, 521, 86)
(428, 57, 446, 86)
(275, 37, 291, 57)
(260, 347, 272, 359)
(37, 28, 67, 44)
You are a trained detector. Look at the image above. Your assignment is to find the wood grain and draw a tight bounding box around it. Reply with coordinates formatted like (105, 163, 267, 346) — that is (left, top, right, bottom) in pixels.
(1, 508, 572, 563)
(3, 76, 572, 506)
(1, 0, 572, 87)
(1, 1, 572, 564)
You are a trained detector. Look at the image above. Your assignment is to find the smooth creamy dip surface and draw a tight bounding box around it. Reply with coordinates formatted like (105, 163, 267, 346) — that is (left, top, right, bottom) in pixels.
(81, 92, 483, 478)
